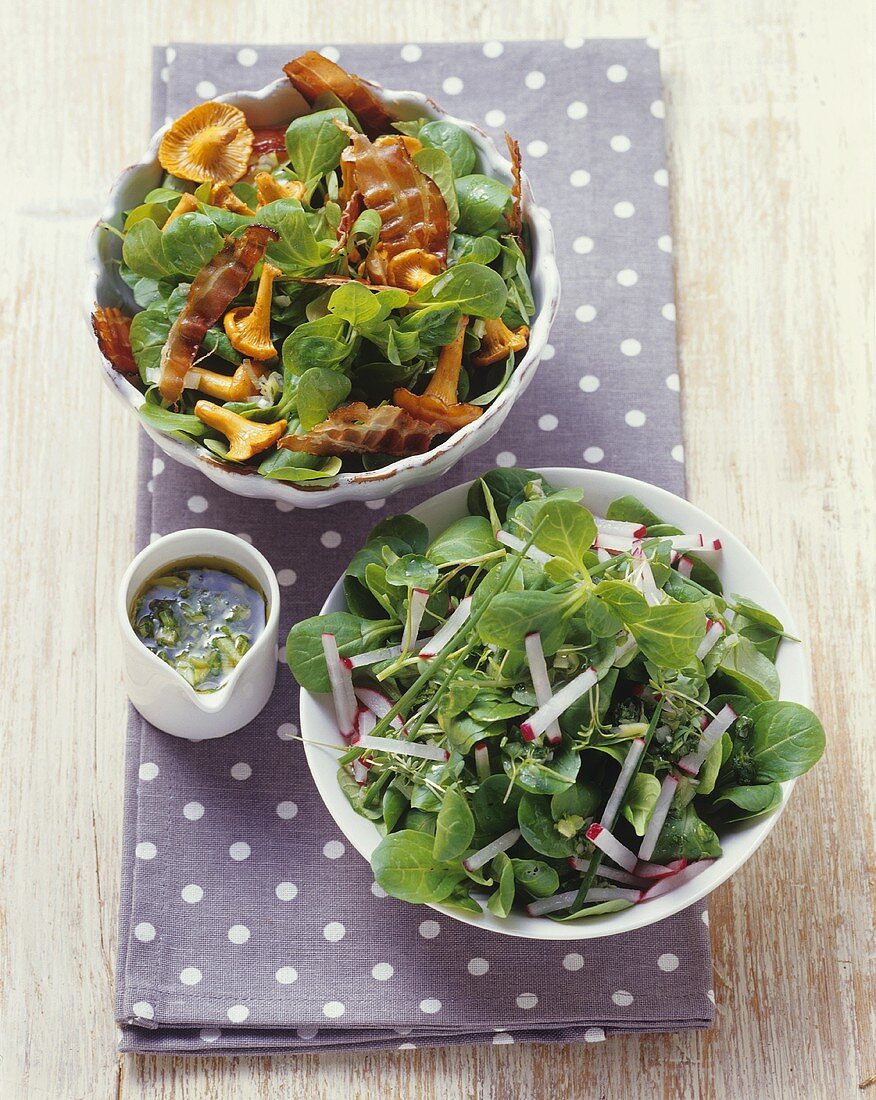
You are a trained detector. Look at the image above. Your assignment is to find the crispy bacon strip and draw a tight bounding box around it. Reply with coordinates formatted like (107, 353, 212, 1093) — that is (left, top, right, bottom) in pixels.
(278, 402, 441, 456)
(250, 126, 289, 161)
(158, 224, 278, 402)
(92, 307, 137, 373)
(283, 52, 394, 139)
(333, 189, 364, 254)
(505, 133, 523, 239)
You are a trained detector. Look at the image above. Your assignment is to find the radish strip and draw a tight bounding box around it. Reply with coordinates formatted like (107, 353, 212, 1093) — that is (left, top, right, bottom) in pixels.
(322, 633, 358, 737)
(348, 645, 403, 668)
(402, 588, 429, 651)
(594, 517, 648, 539)
(524, 632, 562, 744)
(355, 734, 448, 762)
(520, 665, 598, 741)
(353, 759, 369, 784)
(418, 596, 473, 658)
(568, 858, 645, 887)
(639, 859, 716, 900)
(474, 742, 490, 781)
(585, 822, 638, 873)
(593, 532, 638, 553)
(357, 708, 377, 737)
(596, 547, 611, 563)
(676, 555, 694, 578)
(496, 529, 552, 565)
(636, 555, 662, 606)
(676, 703, 737, 777)
(637, 774, 679, 862)
(613, 634, 637, 665)
(354, 687, 406, 733)
(526, 885, 640, 916)
(462, 828, 521, 871)
(600, 738, 646, 826)
(635, 857, 687, 881)
(695, 619, 725, 660)
(668, 535, 722, 552)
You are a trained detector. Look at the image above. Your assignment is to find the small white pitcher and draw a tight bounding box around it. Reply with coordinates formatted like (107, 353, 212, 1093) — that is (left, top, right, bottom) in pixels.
(117, 529, 281, 739)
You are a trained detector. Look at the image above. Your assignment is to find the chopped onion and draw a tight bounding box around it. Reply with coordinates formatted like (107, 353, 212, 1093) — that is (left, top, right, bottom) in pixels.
(676, 703, 738, 777)
(496, 529, 552, 565)
(355, 734, 448, 762)
(600, 737, 646, 826)
(520, 665, 598, 741)
(524, 632, 562, 744)
(585, 822, 638, 873)
(462, 828, 521, 871)
(354, 687, 405, 733)
(402, 588, 429, 652)
(637, 774, 679, 862)
(474, 742, 490, 781)
(418, 596, 473, 658)
(695, 619, 725, 661)
(594, 516, 648, 539)
(322, 633, 357, 738)
(639, 858, 716, 900)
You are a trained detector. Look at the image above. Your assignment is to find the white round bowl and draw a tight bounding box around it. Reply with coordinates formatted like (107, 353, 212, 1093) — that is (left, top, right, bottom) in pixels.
(299, 467, 810, 939)
(86, 76, 561, 508)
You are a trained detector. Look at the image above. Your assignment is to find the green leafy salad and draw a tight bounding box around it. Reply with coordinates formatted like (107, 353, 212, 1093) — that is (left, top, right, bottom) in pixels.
(286, 469, 825, 920)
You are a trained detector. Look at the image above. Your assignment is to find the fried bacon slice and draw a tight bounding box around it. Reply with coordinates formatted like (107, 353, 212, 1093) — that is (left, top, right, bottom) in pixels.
(250, 126, 289, 161)
(333, 189, 364, 255)
(505, 133, 523, 239)
(158, 224, 278, 402)
(278, 402, 441, 456)
(283, 52, 394, 139)
(92, 307, 137, 373)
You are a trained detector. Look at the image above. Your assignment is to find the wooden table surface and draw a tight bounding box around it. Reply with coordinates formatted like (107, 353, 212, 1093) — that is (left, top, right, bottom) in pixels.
(3, 2, 873, 1097)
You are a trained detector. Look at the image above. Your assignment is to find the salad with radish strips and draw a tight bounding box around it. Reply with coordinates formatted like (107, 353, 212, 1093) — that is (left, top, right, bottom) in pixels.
(286, 467, 825, 920)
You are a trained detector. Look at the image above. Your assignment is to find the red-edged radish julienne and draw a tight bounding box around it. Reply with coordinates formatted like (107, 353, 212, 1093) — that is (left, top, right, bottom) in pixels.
(524, 631, 562, 744)
(520, 665, 598, 741)
(355, 734, 448, 762)
(474, 742, 490, 781)
(462, 828, 521, 871)
(636, 773, 679, 862)
(639, 858, 715, 900)
(322, 633, 358, 738)
(526, 885, 641, 916)
(496, 529, 552, 565)
(418, 596, 473, 658)
(676, 704, 738, 777)
(585, 822, 639, 873)
(354, 687, 406, 733)
(696, 619, 725, 660)
(600, 737, 646, 826)
(402, 587, 429, 651)
(593, 516, 648, 539)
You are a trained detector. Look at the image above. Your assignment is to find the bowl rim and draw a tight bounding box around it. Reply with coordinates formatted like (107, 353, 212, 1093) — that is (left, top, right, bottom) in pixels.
(299, 466, 810, 939)
(85, 74, 561, 502)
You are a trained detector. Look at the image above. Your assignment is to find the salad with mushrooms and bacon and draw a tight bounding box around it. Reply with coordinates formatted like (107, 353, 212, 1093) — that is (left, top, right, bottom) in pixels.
(93, 53, 535, 484)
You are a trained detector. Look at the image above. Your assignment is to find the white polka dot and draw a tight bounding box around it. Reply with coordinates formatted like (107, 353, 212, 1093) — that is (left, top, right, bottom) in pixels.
(275, 882, 298, 901)
(570, 169, 591, 187)
(702, 909, 710, 926)
(573, 235, 594, 254)
(195, 81, 217, 99)
(575, 304, 597, 323)
(229, 842, 251, 861)
(516, 993, 538, 1009)
(567, 100, 588, 119)
(526, 140, 548, 158)
(617, 269, 639, 287)
(398, 1042, 417, 1050)
(585, 1027, 606, 1043)
(323, 921, 346, 942)
(275, 500, 295, 513)
(583, 447, 604, 464)
(230, 762, 252, 781)
(323, 1001, 345, 1018)
(132, 1001, 154, 1020)
(323, 840, 344, 859)
(187, 495, 208, 514)
(181, 884, 203, 904)
(707, 988, 716, 1004)
(365, 497, 386, 510)
(620, 338, 642, 357)
(610, 135, 632, 152)
(237, 47, 258, 66)
(138, 762, 159, 782)
(484, 109, 506, 128)
(495, 451, 516, 467)
(199, 1028, 220, 1043)
(493, 1032, 515, 1045)
(320, 46, 340, 62)
(563, 953, 584, 971)
(658, 952, 680, 972)
(662, 303, 677, 321)
(483, 40, 504, 58)
(276, 801, 298, 820)
(135, 842, 156, 860)
(579, 375, 600, 393)
(658, 234, 673, 252)
(468, 958, 489, 976)
(418, 920, 440, 939)
(227, 1004, 249, 1022)
(400, 44, 422, 62)
(651, 99, 666, 118)
(276, 568, 297, 587)
(419, 998, 442, 1014)
(525, 71, 546, 90)
(625, 409, 646, 428)
(146, 479, 155, 493)
(320, 530, 341, 549)
(371, 881, 387, 898)
(564, 36, 585, 49)
(666, 373, 680, 392)
(538, 414, 558, 432)
(236, 532, 252, 543)
(228, 924, 251, 944)
(180, 966, 202, 985)
(165, 47, 176, 64)
(151, 457, 165, 476)
(442, 76, 463, 95)
(372, 963, 394, 980)
(183, 801, 204, 821)
(134, 922, 156, 942)
(614, 201, 635, 219)
(672, 444, 685, 463)
(149, 532, 161, 544)
(277, 722, 298, 741)
(541, 343, 555, 360)
(607, 65, 628, 83)
(276, 966, 298, 984)
(654, 168, 669, 187)
(612, 990, 634, 1006)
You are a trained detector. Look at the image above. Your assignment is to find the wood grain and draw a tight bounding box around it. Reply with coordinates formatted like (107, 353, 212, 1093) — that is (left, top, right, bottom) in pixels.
(1, 2, 872, 1098)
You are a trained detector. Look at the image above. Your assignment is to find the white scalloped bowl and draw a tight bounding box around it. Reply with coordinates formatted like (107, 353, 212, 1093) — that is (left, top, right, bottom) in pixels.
(300, 468, 811, 939)
(86, 76, 560, 507)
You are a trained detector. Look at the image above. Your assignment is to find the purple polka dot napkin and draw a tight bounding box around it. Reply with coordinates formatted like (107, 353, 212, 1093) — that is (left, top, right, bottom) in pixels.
(115, 39, 713, 1055)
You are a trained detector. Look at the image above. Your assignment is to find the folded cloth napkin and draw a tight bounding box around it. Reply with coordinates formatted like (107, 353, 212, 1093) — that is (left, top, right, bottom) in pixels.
(115, 39, 712, 1054)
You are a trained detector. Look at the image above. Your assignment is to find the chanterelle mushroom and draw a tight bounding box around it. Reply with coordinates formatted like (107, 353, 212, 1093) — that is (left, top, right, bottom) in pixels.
(159, 102, 254, 185)
(254, 171, 307, 208)
(209, 182, 255, 217)
(470, 317, 529, 367)
(194, 401, 286, 461)
(162, 192, 199, 231)
(223, 263, 282, 361)
(393, 316, 483, 433)
(186, 361, 266, 402)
